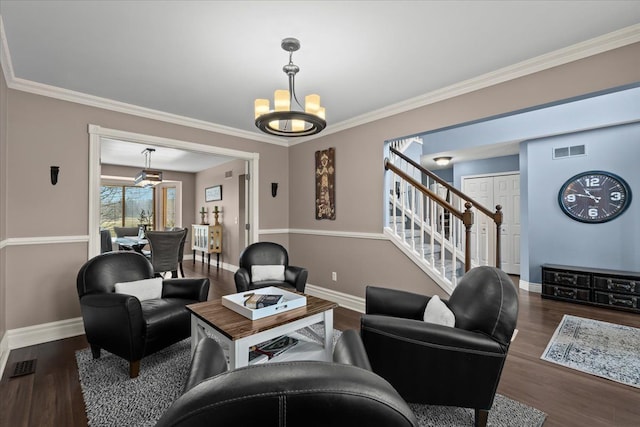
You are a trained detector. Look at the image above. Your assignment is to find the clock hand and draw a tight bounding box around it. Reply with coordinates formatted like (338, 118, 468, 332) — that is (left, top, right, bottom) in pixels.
(582, 189, 601, 202)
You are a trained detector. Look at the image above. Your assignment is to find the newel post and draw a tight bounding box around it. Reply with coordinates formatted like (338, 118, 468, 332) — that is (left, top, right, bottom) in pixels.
(463, 202, 474, 273)
(494, 205, 503, 269)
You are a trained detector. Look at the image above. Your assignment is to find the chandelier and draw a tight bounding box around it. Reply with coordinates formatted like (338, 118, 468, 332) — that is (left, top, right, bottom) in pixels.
(134, 148, 163, 187)
(254, 38, 326, 137)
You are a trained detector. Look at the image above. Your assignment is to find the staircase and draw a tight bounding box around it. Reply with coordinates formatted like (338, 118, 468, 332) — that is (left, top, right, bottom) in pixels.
(384, 147, 503, 294)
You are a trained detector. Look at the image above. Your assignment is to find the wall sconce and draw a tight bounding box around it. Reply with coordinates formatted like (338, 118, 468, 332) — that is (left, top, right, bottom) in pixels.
(271, 182, 278, 198)
(434, 156, 452, 166)
(395, 181, 400, 198)
(50, 166, 60, 185)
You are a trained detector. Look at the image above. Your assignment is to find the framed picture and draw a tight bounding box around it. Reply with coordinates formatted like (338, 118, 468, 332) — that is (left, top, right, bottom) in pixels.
(205, 185, 222, 202)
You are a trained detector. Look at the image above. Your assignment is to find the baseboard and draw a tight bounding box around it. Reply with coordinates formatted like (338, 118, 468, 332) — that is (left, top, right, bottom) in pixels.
(0, 331, 9, 379)
(519, 279, 542, 293)
(305, 283, 365, 314)
(6, 317, 85, 351)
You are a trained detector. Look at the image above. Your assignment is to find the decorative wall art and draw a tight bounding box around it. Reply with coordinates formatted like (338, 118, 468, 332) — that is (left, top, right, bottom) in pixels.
(205, 185, 222, 202)
(315, 147, 335, 220)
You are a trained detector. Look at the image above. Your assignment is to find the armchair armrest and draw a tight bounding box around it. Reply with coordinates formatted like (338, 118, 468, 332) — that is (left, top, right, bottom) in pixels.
(162, 278, 210, 301)
(183, 337, 228, 392)
(366, 286, 432, 320)
(362, 315, 505, 354)
(285, 265, 308, 292)
(79, 293, 145, 360)
(333, 329, 372, 370)
(234, 268, 251, 292)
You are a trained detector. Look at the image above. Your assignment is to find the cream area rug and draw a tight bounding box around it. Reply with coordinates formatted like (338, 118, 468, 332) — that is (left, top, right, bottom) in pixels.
(541, 314, 640, 388)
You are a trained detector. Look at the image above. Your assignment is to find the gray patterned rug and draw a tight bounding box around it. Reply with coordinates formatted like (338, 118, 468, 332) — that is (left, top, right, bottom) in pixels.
(76, 331, 546, 426)
(541, 315, 640, 388)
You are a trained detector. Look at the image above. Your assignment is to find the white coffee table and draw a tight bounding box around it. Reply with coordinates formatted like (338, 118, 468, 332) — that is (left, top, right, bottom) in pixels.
(187, 294, 338, 369)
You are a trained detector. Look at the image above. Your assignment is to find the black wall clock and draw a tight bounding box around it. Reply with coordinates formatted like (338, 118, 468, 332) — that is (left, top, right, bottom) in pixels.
(558, 171, 632, 223)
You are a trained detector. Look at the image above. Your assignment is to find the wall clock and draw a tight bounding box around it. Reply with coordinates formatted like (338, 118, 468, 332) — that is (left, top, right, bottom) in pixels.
(558, 171, 632, 223)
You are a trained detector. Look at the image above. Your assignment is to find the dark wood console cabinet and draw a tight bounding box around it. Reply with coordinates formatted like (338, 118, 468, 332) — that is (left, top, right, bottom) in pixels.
(541, 264, 639, 313)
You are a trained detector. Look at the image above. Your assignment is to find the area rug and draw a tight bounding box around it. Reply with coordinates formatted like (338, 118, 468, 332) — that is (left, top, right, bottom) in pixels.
(76, 329, 546, 426)
(541, 314, 640, 388)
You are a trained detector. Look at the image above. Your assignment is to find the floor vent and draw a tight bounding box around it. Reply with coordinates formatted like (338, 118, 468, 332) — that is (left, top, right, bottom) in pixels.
(10, 359, 37, 378)
(553, 144, 586, 159)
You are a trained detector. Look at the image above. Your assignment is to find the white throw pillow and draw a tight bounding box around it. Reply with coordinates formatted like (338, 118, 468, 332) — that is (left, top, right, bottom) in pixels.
(251, 265, 285, 282)
(423, 295, 456, 327)
(114, 277, 163, 301)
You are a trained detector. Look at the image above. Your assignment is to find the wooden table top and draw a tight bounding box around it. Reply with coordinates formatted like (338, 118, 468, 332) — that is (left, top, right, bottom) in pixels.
(187, 294, 338, 341)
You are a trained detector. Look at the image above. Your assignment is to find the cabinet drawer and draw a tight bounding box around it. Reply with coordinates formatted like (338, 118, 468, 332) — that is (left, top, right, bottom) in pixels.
(543, 270, 590, 288)
(542, 284, 590, 302)
(593, 276, 639, 296)
(594, 291, 639, 309)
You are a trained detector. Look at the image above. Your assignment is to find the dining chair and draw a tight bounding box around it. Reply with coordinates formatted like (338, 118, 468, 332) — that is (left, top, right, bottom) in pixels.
(145, 229, 187, 278)
(168, 227, 188, 277)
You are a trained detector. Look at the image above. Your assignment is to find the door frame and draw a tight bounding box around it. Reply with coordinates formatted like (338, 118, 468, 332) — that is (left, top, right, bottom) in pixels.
(88, 124, 260, 258)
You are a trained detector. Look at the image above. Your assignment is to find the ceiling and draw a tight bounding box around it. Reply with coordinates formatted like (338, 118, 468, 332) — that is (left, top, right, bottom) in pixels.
(1, 1, 639, 170)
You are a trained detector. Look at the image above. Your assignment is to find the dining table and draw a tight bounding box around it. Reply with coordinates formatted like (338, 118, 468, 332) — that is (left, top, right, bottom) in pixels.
(114, 236, 149, 254)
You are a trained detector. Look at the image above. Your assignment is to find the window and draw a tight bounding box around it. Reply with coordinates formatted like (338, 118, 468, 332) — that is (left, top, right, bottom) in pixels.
(162, 186, 177, 229)
(100, 185, 155, 235)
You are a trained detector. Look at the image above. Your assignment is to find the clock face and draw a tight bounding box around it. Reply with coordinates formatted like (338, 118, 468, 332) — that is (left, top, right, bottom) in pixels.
(558, 171, 632, 223)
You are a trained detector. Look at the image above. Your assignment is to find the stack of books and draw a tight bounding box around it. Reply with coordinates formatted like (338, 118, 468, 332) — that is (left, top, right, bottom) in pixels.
(249, 335, 298, 363)
(243, 293, 284, 309)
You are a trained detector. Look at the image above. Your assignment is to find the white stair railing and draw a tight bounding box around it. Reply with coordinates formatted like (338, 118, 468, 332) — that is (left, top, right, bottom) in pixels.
(385, 148, 502, 294)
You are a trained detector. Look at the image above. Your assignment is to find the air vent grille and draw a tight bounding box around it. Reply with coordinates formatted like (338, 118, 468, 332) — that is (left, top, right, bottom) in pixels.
(553, 144, 586, 159)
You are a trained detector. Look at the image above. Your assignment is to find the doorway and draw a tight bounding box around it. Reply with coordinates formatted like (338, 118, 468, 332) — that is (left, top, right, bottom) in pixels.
(462, 172, 520, 275)
(88, 124, 260, 258)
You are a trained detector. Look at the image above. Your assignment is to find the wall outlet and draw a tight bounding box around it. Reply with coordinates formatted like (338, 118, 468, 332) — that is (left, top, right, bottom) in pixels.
(331, 272, 337, 281)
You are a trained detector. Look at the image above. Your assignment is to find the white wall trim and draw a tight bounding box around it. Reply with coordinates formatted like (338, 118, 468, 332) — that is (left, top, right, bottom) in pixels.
(3, 235, 89, 246)
(6, 317, 85, 350)
(0, 239, 7, 250)
(305, 283, 365, 314)
(2, 15, 638, 147)
(0, 331, 9, 380)
(519, 279, 542, 293)
(260, 228, 387, 240)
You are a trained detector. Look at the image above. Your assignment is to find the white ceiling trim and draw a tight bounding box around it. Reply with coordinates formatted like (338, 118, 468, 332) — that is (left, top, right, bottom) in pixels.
(2, 16, 639, 147)
(291, 23, 640, 145)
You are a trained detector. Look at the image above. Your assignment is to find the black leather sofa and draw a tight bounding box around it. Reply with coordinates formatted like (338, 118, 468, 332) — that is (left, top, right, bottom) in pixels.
(156, 330, 418, 427)
(360, 266, 519, 427)
(76, 251, 210, 377)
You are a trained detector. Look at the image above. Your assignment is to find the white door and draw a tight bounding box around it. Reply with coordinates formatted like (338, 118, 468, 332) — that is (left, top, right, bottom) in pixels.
(463, 176, 494, 267)
(493, 174, 520, 275)
(462, 173, 520, 275)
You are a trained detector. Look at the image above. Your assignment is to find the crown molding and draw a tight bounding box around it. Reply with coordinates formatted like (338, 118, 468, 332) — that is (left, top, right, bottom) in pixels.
(293, 23, 640, 144)
(2, 14, 638, 146)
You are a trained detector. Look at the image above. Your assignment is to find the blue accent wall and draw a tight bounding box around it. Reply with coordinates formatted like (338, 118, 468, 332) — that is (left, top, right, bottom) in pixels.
(524, 122, 640, 282)
(414, 85, 640, 284)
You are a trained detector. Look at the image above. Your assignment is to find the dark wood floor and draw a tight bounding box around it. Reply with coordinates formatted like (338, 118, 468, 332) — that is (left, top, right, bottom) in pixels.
(1, 261, 639, 426)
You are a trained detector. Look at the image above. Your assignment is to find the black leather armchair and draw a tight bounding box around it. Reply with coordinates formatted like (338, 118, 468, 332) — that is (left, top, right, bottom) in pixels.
(156, 330, 418, 427)
(234, 242, 308, 293)
(76, 251, 210, 378)
(360, 266, 519, 427)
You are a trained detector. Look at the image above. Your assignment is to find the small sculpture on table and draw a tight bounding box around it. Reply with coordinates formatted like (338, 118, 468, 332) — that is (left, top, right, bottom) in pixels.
(200, 207, 208, 225)
(213, 206, 220, 226)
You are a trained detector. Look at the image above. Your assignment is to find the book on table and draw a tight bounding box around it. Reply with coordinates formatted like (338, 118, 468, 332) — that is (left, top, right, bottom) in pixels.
(243, 293, 284, 309)
(249, 335, 298, 361)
